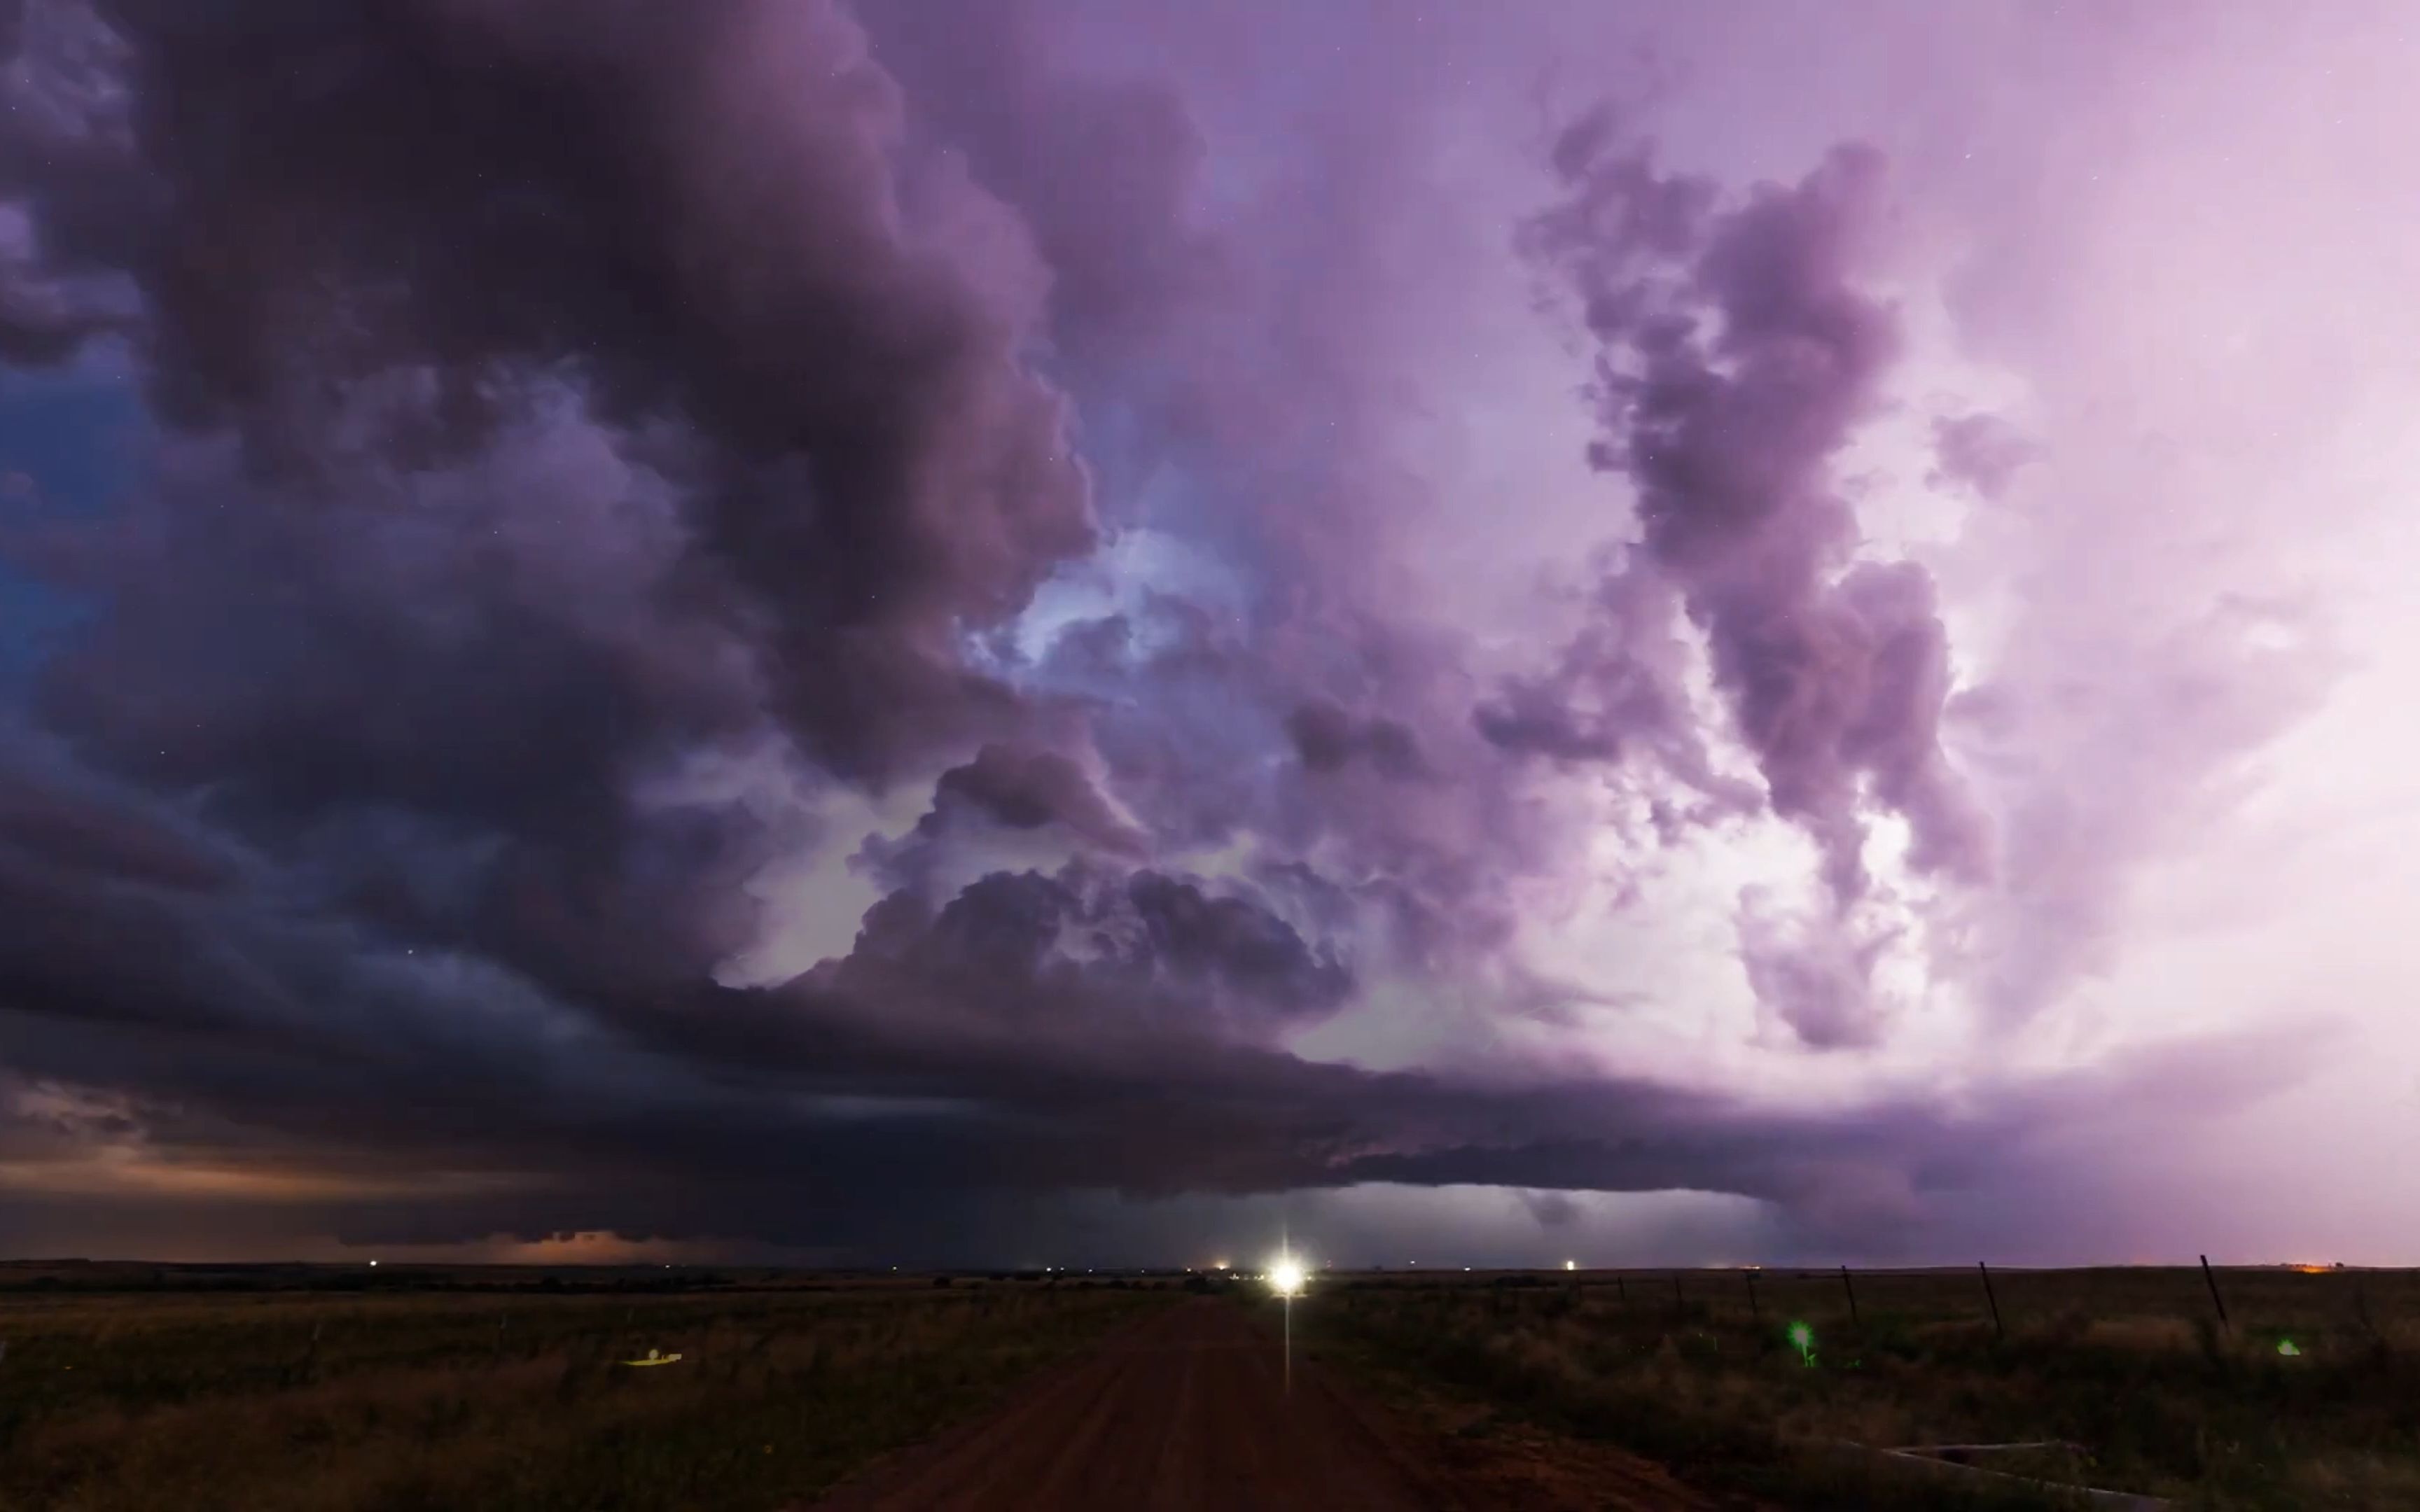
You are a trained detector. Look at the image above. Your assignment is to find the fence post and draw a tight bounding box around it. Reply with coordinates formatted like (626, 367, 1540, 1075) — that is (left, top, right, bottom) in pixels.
(1840, 1265, 1860, 1329)
(2199, 1254, 2230, 1331)
(1746, 1269, 1761, 1324)
(1615, 1274, 1627, 1307)
(1671, 1272, 1685, 1322)
(1977, 1261, 2003, 1342)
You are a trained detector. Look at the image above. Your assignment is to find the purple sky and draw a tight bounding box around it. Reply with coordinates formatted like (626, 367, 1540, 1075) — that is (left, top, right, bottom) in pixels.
(0, 0, 2414, 1269)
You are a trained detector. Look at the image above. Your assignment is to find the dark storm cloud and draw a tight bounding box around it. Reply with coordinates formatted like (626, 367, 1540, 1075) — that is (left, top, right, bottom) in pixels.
(936, 746, 1115, 834)
(1508, 115, 1992, 911)
(30, 0, 1094, 785)
(0, 0, 1128, 1014)
(854, 0, 1228, 372)
(925, 744, 1147, 858)
(0, 722, 2325, 1261)
(1473, 682, 1629, 763)
(1024, 581, 1555, 976)
(856, 740, 1148, 894)
(1518, 1189, 1583, 1228)
(0, 0, 1191, 1252)
(889, 15, 1795, 1082)
(0, 697, 2029, 1254)
(0, 1, 148, 363)
(0, 0, 2211, 1266)
(26, 420, 791, 1001)
(0, 785, 2027, 1252)
(1285, 699, 1428, 780)
(1472, 567, 1741, 807)
(862, 0, 1597, 967)
(843, 860, 1354, 1037)
(0, 0, 1677, 1244)
(0, 765, 1601, 1236)
(0, 752, 233, 894)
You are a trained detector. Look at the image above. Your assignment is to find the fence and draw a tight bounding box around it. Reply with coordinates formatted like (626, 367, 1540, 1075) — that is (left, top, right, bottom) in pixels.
(1562, 1256, 2374, 1349)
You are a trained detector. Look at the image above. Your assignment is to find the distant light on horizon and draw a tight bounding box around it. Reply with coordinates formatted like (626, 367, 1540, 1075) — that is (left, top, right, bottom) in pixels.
(1267, 1254, 1307, 1297)
(1564, 1259, 1576, 1271)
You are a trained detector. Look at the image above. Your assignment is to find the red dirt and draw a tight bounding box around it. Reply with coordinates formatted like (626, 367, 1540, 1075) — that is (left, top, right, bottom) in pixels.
(804, 1296, 1729, 1511)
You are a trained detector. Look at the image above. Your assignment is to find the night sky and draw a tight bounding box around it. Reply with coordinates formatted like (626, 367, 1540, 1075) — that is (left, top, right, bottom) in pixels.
(1, 0, 2415, 1270)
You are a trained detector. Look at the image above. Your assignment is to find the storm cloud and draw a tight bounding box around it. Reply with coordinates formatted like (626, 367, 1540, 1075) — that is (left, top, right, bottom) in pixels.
(0, 0, 2398, 1267)
(1510, 120, 1989, 907)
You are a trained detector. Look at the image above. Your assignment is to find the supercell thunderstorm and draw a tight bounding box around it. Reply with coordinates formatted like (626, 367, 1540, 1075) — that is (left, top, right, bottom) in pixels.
(0, 0, 2386, 1264)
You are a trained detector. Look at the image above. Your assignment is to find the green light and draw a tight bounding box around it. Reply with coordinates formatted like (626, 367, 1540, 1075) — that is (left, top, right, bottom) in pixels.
(1787, 1320, 1817, 1366)
(2277, 1338, 2301, 1357)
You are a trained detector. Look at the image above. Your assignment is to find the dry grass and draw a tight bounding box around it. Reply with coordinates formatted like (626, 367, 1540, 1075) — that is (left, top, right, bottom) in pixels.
(0, 1278, 1175, 1511)
(1290, 1266, 2420, 1511)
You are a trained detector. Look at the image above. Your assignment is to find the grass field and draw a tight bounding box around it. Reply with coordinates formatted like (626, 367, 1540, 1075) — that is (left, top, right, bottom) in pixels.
(1291, 1265, 2420, 1511)
(0, 1267, 1176, 1512)
(8, 1261, 2411, 1511)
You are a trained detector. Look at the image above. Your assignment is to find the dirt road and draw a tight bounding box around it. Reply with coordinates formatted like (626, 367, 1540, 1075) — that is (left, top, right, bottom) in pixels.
(805, 1296, 1727, 1511)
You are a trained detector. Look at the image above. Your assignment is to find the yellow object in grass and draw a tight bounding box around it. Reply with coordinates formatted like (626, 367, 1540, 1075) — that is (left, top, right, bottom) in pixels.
(621, 1348, 683, 1367)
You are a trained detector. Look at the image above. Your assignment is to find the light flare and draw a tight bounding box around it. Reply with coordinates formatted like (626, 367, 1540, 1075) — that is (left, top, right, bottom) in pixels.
(1267, 1255, 1307, 1297)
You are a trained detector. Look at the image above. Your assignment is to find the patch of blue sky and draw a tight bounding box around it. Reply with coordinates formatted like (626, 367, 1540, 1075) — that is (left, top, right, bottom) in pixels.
(0, 362, 149, 698)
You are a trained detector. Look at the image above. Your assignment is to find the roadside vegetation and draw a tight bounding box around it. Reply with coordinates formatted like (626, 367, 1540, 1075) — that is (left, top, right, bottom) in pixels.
(0, 1271, 1173, 1512)
(1293, 1265, 2420, 1511)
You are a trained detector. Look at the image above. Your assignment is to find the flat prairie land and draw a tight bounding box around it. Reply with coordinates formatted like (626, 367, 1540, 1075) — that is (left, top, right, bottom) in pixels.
(1293, 1266, 2420, 1511)
(0, 1268, 1172, 1512)
(4, 1264, 2412, 1511)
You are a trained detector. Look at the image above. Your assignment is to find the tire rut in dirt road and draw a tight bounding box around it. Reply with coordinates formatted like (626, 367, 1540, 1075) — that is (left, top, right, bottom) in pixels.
(803, 1296, 1725, 1511)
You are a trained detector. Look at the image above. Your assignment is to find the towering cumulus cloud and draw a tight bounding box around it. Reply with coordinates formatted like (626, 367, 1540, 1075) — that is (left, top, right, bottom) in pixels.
(0, 0, 2373, 1266)
(1504, 114, 1987, 908)
(1476, 112, 1990, 1046)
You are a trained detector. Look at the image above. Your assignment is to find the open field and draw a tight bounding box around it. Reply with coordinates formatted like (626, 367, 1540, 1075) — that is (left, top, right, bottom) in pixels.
(4, 1262, 2414, 1511)
(1292, 1265, 2420, 1511)
(0, 1266, 1176, 1512)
